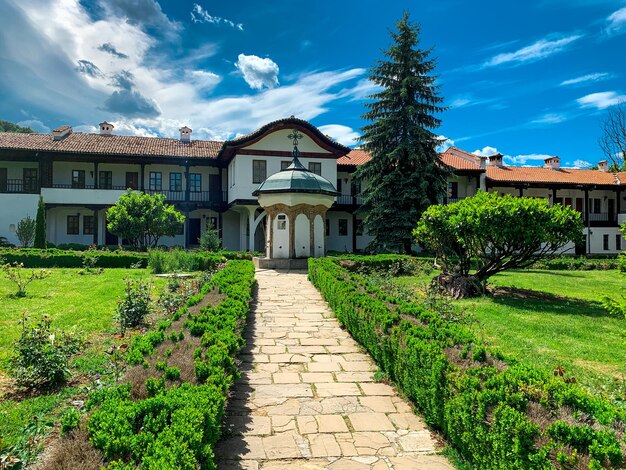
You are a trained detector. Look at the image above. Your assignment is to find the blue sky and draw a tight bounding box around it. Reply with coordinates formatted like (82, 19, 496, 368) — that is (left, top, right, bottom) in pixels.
(0, 0, 625, 167)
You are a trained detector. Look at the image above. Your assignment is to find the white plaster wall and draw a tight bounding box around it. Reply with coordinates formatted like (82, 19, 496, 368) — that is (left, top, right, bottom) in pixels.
(258, 192, 335, 209)
(53, 161, 95, 187)
(0, 194, 39, 245)
(96, 163, 141, 188)
(42, 187, 126, 205)
(314, 215, 324, 257)
(273, 213, 290, 258)
(586, 227, 622, 254)
(244, 129, 331, 153)
(294, 213, 310, 258)
(356, 217, 374, 252)
(47, 207, 98, 246)
(222, 210, 241, 251)
(326, 211, 352, 253)
(0, 162, 39, 180)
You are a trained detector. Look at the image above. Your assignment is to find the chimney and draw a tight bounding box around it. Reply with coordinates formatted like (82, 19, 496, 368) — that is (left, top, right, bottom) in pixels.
(598, 160, 609, 172)
(479, 156, 487, 169)
(52, 125, 72, 141)
(99, 122, 114, 136)
(544, 156, 560, 170)
(179, 126, 192, 143)
(488, 153, 503, 167)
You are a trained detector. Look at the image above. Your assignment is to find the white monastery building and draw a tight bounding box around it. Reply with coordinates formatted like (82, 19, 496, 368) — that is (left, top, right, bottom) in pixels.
(0, 116, 623, 254)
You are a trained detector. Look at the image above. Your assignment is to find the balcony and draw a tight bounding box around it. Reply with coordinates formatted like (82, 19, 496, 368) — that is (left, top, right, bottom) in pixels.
(443, 197, 465, 204)
(335, 194, 364, 206)
(583, 212, 618, 227)
(0, 179, 39, 194)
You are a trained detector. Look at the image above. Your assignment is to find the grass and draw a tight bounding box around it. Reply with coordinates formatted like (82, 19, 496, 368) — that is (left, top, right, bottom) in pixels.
(0, 268, 167, 366)
(395, 269, 626, 391)
(0, 268, 168, 451)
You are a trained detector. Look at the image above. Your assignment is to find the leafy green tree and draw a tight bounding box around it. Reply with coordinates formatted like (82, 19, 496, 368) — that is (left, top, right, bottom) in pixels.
(0, 120, 33, 133)
(107, 190, 185, 249)
(415, 192, 584, 298)
(355, 12, 449, 254)
(16, 216, 36, 247)
(34, 196, 47, 248)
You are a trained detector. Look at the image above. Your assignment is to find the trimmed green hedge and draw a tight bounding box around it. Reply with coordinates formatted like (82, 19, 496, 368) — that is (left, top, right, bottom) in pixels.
(309, 257, 626, 469)
(0, 248, 147, 268)
(87, 260, 255, 469)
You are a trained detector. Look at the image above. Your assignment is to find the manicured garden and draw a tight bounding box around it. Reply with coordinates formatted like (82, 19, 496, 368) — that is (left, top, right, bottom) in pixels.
(395, 268, 626, 391)
(310, 255, 626, 469)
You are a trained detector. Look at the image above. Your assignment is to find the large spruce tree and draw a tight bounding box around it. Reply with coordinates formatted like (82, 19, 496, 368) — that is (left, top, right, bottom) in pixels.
(356, 12, 449, 253)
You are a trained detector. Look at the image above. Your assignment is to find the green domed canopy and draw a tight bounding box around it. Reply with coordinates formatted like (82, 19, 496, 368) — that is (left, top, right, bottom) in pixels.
(252, 157, 339, 197)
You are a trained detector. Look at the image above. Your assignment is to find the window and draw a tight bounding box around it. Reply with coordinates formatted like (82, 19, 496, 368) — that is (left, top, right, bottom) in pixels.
(149, 172, 162, 191)
(169, 172, 182, 192)
(277, 214, 287, 230)
(83, 215, 94, 235)
(309, 162, 322, 175)
(281, 161, 291, 171)
(554, 197, 563, 206)
(592, 198, 602, 214)
(253, 160, 267, 184)
(338, 219, 348, 236)
(67, 215, 79, 235)
(190, 173, 201, 192)
(126, 172, 139, 190)
(0, 168, 7, 192)
(617, 234, 622, 251)
(325, 218, 330, 237)
(71, 170, 85, 189)
(603, 234, 609, 251)
(336, 178, 342, 193)
(355, 219, 364, 236)
(447, 181, 458, 199)
(99, 171, 112, 189)
(351, 180, 361, 196)
(23, 168, 38, 192)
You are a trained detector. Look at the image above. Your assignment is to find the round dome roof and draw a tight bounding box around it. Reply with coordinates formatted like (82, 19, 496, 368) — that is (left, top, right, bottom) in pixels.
(252, 157, 339, 197)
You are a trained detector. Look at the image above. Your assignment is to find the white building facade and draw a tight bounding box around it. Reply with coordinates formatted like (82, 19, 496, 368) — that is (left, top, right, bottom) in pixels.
(0, 117, 622, 254)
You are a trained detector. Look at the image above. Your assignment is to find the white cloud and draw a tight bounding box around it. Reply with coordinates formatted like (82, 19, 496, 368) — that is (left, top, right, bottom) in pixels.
(472, 146, 499, 157)
(577, 91, 626, 109)
(318, 124, 360, 147)
(191, 3, 243, 30)
(451, 97, 472, 108)
(560, 72, 612, 86)
(437, 136, 456, 152)
(484, 34, 582, 67)
(606, 6, 626, 35)
(504, 153, 553, 165)
(17, 119, 50, 133)
(531, 112, 567, 124)
(235, 54, 280, 90)
(341, 78, 382, 101)
(572, 159, 592, 168)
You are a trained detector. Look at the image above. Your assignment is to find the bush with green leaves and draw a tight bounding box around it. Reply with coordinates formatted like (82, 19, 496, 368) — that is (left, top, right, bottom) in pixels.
(60, 407, 81, 435)
(34, 196, 47, 249)
(2, 261, 50, 297)
(147, 249, 224, 274)
(0, 248, 147, 268)
(415, 192, 584, 298)
(115, 278, 152, 335)
(9, 315, 83, 389)
(309, 256, 626, 469)
(107, 190, 185, 249)
(87, 260, 256, 469)
(16, 216, 36, 248)
(199, 223, 221, 252)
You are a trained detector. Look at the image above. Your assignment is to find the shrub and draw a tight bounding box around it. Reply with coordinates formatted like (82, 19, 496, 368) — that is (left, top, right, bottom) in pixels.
(60, 407, 81, 435)
(2, 261, 50, 297)
(0, 248, 147, 268)
(16, 216, 36, 248)
(147, 249, 224, 274)
(199, 223, 221, 252)
(34, 196, 47, 249)
(308, 256, 626, 469)
(9, 315, 83, 389)
(115, 278, 152, 335)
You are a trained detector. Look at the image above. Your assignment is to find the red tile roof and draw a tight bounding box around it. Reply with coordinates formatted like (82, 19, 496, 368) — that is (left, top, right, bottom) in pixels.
(337, 149, 371, 166)
(0, 132, 223, 159)
(486, 166, 619, 185)
(440, 147, 483, 170)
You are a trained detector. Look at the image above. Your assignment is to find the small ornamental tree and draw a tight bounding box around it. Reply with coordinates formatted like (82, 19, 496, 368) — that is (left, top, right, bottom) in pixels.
(106, 190, 185, 249)
(414, 192, 584, 298)
(34, 196, 47, 248)
(16, 215, 36, 247)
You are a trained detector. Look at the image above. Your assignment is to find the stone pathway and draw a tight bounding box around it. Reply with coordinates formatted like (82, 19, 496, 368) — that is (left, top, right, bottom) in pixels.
(215, 269, 453, 470)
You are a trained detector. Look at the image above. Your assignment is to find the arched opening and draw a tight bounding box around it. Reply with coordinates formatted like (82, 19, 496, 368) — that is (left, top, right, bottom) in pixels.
(253, 217, 266, 252)
(314, 214, 325, 257)
(294, 213, 310, 258)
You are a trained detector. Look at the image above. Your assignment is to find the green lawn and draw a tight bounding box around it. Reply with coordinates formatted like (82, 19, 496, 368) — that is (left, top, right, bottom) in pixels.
(0, 268, 168, 451)
(0, 268, 167, 367)
(395, 269, 626, 390)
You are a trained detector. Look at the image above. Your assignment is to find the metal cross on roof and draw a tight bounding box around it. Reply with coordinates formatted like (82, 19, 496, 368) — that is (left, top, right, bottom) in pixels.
(288, 129, 303, 157)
